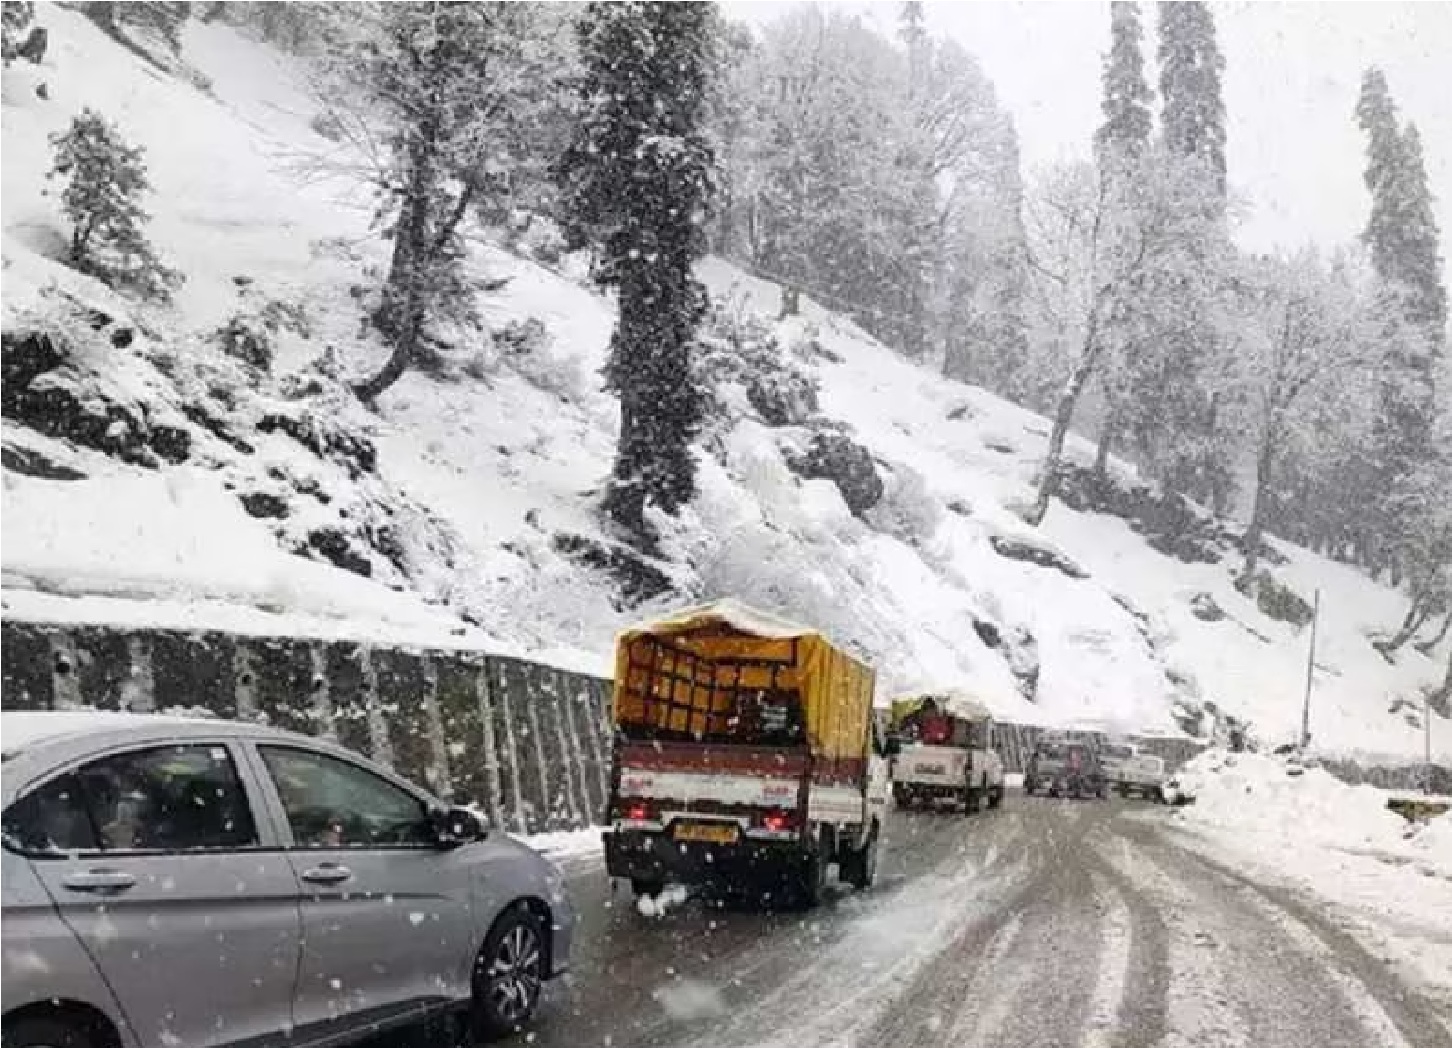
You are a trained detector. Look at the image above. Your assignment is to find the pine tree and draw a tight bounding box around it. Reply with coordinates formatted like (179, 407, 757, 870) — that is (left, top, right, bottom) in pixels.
(1355, 68, 1447, 574)
(1095, 2, 1153, 168)
(1137, 0, 1232, 507)
(1092, 1, 1154, 476)
(47, 108, 178, 300)
(1157, 1, 1226, 201)
(559, 1, 718, 536)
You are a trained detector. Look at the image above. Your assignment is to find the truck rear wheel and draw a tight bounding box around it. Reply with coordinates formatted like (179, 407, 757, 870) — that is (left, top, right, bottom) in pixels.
(988, 785, 1004, 809)
(796, 828, 833, 908)
(631, 878, 664, 899)
(841, 821, 879, 890)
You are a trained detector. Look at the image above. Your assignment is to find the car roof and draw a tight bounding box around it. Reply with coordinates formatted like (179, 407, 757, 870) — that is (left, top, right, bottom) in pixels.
(1, 710, 289, 759)
(0, 710, 413, 809)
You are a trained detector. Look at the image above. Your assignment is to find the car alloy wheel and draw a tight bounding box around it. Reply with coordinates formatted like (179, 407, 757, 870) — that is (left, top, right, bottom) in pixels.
(476, 910, 546, 1036)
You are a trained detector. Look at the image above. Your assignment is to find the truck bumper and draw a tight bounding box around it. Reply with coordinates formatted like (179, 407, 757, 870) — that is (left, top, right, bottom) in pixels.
(604, 829, 811, 893)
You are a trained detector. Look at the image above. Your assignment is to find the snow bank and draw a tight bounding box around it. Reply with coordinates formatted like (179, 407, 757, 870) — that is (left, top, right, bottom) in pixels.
(1171, 751, 1421, 856)
(1165, 749, 1452, 1003)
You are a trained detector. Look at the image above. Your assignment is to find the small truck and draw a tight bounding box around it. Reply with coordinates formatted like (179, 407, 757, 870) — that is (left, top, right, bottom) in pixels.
(1024, 733, 1106, 799)
(1100, 741, 1167, 801)
(603, 600, 893, 907)
(887, 692, 1005, 813)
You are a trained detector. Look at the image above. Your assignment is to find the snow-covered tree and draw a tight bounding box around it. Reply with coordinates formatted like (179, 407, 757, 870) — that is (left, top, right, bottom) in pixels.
(1232, 252, 1375, 579)
(1022, 149, 1223, 525)
(1157, 1, 1226, 205)
(1354, 68, 1447, 586)
(1135, 0, 1234, 508)
(47, 108, 178, 300)
(1090, 0, 1154, 475)
(1377, 410, 1452, 655)
(319, 2, 570, 403)
(558, 1, 718, 536)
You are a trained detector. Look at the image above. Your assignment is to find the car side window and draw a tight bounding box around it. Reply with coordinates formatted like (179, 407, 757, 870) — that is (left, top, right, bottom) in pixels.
(74, 745, 259, 852)
(2, 774, 97, 855)
(259, 746, 431, 849)
(4, 746, 258, 856)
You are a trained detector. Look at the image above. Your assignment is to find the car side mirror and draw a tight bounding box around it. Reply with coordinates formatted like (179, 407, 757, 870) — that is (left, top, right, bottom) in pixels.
(430, 805, 486, 849)
(882, 736, 902, 758)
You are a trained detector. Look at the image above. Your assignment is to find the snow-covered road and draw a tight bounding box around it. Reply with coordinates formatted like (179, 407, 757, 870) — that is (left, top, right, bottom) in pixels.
(380, 797, 1452, 1048)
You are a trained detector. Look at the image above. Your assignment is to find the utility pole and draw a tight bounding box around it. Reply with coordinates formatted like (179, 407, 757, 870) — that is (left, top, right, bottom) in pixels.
(1300, 588, 1320, 751)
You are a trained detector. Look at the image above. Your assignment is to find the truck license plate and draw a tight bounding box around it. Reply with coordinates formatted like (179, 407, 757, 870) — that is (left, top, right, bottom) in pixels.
(673, 822, 739, 844)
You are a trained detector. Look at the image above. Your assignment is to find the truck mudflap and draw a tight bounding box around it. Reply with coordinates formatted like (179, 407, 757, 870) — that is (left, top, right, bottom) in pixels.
(605, 827, 816, 896)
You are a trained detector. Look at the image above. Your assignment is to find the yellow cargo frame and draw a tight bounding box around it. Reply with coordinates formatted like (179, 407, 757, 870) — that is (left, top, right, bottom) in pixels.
(612, 601, 875, 763)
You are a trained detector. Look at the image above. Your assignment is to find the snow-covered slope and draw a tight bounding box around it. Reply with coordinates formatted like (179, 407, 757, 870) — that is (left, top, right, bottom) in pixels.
(3, 9, 1447, 760)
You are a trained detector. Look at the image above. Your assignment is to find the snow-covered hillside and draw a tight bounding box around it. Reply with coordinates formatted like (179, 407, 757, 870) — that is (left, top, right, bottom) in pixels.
(3, 9, 1447, 761)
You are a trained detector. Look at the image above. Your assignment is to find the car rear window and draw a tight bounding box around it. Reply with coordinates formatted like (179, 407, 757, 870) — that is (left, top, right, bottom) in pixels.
(4, 745, 258, 856)
(2, 774, 97, 854)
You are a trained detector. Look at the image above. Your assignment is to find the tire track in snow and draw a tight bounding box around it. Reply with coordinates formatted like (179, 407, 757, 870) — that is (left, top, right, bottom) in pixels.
(1095, 834, 1253, 1048)
(1176, 846, 1451, 1048)
(1079, 869, 1134, 1048)
(1115, 820, 1452, 1048)
(683, 811, 1034, 1048)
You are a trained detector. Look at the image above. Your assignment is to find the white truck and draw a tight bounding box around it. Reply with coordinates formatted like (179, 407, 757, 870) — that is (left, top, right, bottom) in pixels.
(887, 692, 1005, 813)
(1100, 741, 1167, 801)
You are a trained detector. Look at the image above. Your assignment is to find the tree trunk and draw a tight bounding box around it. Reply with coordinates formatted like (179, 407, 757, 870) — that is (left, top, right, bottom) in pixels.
(1241, 418, 1277, 581)
(1026, 324, 1104, 527)
(354, 109, 439, 404)
(1414, 611, 1452, 656)
(1379, 594, 1433, 656)
(1092, 410, 1119, 482)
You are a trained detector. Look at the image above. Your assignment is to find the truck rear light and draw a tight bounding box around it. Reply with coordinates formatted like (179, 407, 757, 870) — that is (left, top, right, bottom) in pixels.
(615, 800, 656, 824)
(757, 810, 797, 833)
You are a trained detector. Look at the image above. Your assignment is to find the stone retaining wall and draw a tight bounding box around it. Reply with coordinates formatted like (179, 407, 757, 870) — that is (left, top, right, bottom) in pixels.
(3, 619, 1212, 832)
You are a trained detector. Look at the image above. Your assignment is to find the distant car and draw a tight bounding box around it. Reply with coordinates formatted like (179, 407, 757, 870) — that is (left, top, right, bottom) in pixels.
(1, 711, 573, 1048)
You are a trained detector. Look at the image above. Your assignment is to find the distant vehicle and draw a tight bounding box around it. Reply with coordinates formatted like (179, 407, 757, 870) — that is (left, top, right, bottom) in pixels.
(887, 692, 1005, 813)
(603, 601, 892, 907)
(1024, 735, 1106, 799)
(2, 711, 573, 1048)
(1099, 742, 1167, 801)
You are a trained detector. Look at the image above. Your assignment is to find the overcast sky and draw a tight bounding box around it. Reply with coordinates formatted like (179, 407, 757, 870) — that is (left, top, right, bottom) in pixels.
(721, 1, 1452, 257)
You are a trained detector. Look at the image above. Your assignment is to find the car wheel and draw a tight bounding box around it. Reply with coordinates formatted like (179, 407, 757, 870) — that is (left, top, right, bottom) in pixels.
(988, 785, 1004, 809)
(472, 905, 547, 1040)
(2, 1015, 96, 1048)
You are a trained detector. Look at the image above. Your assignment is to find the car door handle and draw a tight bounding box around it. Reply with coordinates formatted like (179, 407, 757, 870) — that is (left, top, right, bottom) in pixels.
(62, 869, 136, 894)
(300, 864, 353, 885)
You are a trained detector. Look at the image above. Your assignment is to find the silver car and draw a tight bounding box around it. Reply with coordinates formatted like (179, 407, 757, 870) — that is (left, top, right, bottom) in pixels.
(1, 711, 574, 1048)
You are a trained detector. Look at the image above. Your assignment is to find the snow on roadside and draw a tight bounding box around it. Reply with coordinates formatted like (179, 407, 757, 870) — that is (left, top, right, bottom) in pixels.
(1162, 750, 1452, 1002)
(515, 826, 604, 866)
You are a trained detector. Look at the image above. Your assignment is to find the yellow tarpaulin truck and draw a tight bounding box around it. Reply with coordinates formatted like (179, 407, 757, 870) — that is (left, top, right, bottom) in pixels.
(603, 600, 894, 907)
(887, 692, 1005, 812)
